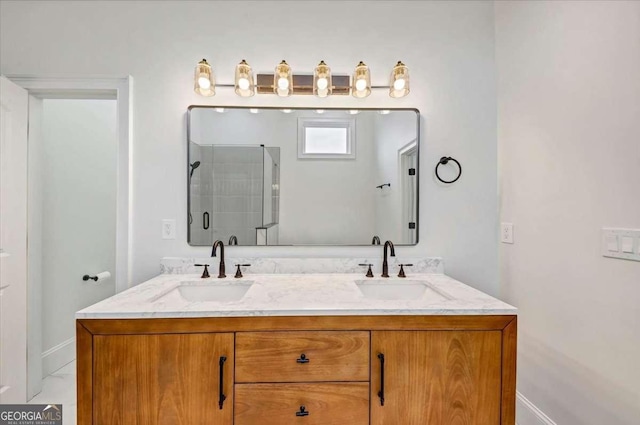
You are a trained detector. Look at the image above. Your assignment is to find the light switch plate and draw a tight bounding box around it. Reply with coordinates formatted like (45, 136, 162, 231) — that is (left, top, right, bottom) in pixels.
(501, 223, 514, 244)
(162, 219, 176, 240)
(602, 228, 640, 262)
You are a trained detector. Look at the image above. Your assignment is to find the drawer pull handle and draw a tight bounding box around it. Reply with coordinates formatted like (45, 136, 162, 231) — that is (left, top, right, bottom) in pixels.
(296, 405, 310, 417)
(377, 353, 385, 406)
(218, 356, 227, 410)
(296, 354, 310, 364)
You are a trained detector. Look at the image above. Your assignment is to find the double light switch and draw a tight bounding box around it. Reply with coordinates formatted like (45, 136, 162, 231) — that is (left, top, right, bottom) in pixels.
(602, 228, 640, 262)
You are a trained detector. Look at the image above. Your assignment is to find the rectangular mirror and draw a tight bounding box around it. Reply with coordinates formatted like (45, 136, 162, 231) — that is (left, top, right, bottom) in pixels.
(188, 107, 419, 246)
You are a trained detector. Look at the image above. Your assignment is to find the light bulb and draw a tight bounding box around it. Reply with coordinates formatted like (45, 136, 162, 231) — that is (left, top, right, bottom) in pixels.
(215, 108, 225, 113)
(278, 77, 289, 90)
(316, 109, 325, 114)
(355, 78, 367, 92)
(316, 77, 328, 90)
(238, 77, 250, 91)
(393, 78, 406, 91)
(198, 76, 211, 90)
(348, 110, 359, 115)
(389, 61, 409, 98)
(249, 108, 259, 114)
(379, 110, 390, 115)
(282, 109, 292, 113)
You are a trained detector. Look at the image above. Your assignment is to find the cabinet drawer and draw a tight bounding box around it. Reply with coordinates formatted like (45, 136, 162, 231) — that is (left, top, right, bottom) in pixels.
(235, 331, 369, 382)
(235, 382, 369, 425)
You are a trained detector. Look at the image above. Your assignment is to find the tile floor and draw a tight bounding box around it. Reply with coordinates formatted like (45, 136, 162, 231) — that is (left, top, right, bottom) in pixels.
(29, 360, 76, 425)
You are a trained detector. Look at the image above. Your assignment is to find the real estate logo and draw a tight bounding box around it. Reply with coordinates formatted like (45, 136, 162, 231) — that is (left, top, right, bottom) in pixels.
(0, 404, 62, 425)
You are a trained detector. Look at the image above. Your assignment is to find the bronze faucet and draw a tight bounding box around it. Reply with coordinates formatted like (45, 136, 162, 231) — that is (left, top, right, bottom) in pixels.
(381, 240, 396, 278)
(228, 235, 238, 245)
(371, 236, 381, 245)
(211, 240, 226, 278)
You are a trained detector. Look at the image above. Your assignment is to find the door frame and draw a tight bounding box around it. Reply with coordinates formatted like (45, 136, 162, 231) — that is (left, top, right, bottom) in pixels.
(8, 75, 133, 293)
(398, 139, 418, 244)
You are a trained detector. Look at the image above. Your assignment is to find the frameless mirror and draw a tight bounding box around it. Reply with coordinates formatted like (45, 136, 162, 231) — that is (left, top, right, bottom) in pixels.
(188, 107, 419, 246)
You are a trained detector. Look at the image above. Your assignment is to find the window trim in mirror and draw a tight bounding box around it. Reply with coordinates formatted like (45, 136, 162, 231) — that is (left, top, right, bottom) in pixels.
(297, 117, 356, 159)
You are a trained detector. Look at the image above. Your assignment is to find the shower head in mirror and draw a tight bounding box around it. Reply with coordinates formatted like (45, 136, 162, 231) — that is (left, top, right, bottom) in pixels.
(189, 161, 201, 178)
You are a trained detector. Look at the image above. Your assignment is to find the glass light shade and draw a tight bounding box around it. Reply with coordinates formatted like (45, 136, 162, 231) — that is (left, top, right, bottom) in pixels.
(234, 59, 255, 97)
(194, 59, 215, 96)
(389, 61, 410, 98)
(352, 61, 371, 98)
(313, 60, 332, 98)
(274, 60, 293, 97)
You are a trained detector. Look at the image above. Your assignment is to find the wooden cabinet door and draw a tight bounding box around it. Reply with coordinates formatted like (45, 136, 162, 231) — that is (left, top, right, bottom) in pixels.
(371, 331, 502, 425)
(93, 333, 233, 425)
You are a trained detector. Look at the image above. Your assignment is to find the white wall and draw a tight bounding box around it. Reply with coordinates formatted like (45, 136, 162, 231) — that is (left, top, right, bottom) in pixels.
(39, 100, 117, 371)
(0, 1, 499, 295)
(496, 1, 640, 424)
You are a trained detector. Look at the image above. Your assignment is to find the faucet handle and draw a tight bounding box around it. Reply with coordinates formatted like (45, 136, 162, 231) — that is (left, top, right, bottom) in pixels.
(397, 264, 413, 278)
(234, 264, 251, 278)
(194, 264, 211, 279)
(359, 263, 374, 278)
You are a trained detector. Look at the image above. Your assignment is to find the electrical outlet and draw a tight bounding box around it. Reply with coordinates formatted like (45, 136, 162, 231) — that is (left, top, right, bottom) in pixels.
(162, 219, 176, 240)
(501, 223, 514, 244)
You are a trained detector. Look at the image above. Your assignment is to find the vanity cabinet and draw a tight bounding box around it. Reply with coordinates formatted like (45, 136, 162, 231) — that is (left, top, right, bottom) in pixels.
(235, 382, 369, 425)
(371, 331, 503, 425)
(235, 331, 369, 382)
(90, 332, 234, 425)
(77, 316, 516, 425)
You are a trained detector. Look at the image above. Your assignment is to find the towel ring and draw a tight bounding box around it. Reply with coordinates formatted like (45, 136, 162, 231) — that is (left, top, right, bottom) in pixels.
(435, 156, 462, 184)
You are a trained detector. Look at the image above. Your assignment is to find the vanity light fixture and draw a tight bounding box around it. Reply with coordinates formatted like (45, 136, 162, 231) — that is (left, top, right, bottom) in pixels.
(352, 61, 371, 98)
(192, 59, 410, 98)
(274, 60, 293, 97)
(194, 59, 215, 96)
(234, 59, 255, 97)
(313, 60, 332, 98)
(389, 61, 410, 98)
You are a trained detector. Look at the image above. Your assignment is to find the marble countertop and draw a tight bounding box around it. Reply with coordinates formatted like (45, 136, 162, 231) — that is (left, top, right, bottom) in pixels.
(76, 272, 517, 319)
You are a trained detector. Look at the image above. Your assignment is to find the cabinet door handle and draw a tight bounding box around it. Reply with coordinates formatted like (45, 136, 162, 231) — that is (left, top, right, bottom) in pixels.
(218, 356, 227, 409)
(296, 353, 310, 364)
(296, 405, 310, 417)
(377, 353, 385, 406)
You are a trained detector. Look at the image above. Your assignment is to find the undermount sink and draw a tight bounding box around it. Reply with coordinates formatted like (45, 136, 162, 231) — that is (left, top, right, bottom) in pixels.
(171, 281, 254, 302)
(355, 280, 450, 302)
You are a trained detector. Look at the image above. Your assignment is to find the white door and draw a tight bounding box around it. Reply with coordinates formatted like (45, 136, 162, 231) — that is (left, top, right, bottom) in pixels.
(0, 76, 29, 403)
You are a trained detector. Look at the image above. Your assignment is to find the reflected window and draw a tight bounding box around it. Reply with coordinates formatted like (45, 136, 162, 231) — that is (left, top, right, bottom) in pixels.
(298, 118, 355, 159)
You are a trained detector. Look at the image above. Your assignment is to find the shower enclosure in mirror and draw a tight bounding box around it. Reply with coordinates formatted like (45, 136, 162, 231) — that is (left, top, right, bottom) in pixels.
(188, 106, 419, 246)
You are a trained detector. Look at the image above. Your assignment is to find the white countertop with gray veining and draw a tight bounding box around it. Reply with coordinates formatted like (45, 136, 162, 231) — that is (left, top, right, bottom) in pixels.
(76, 271, 517, 319)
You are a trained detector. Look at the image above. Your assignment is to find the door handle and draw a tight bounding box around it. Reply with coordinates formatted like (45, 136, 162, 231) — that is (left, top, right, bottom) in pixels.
(218, 356, 227, 409)
(296, 354, 310, 364)
(377, 353, 385, 406)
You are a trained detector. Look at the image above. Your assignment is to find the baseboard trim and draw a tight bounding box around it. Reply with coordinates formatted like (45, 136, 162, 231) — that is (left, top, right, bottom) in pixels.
(516, 391, 557, 425)
(42, 337, 75, 377)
